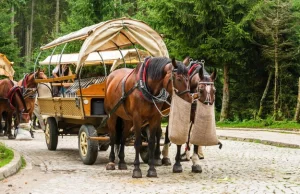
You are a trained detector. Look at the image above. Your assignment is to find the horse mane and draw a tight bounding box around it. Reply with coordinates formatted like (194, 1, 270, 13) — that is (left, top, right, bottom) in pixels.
(175, 61, 188, 75)
(146, 57, 171, 80)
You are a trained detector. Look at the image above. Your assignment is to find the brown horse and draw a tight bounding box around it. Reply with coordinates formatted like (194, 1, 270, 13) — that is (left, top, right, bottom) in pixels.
(0, 79, 30, 139)
(104, 57, 191, 178)
(162, 58, 217, 173)
(17, 69, 48, 119)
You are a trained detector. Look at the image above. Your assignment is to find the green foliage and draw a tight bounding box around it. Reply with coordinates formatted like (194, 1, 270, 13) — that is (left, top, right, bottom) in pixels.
(0, 143, 14, 168)
(1, 0, 300, 122)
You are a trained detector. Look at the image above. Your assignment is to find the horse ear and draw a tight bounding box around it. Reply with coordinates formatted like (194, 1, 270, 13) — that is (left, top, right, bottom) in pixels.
(199, 67, 204, 80)
(171, 58, 178, 68)
(211, 68, 217, 81)
(182, 56, 190, 66)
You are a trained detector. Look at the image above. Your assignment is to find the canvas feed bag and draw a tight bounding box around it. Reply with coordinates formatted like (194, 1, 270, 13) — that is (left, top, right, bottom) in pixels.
(190, 101, 219, 146)
(168, 93, 191, 145)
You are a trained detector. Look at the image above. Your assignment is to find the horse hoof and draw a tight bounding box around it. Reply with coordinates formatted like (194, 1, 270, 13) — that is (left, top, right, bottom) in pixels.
(132, 169, 142, 178)
(154, 159, 162, 166)
(162, 158, 171, 166)
(118, 163, 128, 170)
(147, 169, 157, 178)
(106, 162, 116, 170)
(173, 164, 183, 173)
(192, 165, 202, 173)
(8, 134, 16, 140)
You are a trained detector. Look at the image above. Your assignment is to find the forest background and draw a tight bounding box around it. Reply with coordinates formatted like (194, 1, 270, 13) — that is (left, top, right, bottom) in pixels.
(1, 0, 300, 127)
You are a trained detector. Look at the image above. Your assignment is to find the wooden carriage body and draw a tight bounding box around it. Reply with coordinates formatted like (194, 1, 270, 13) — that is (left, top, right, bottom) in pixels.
(34, 18, 169, 164)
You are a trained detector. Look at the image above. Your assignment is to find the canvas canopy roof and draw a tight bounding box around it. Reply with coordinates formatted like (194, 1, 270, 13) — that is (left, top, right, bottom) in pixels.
(0, 53, 15, 79)
(39, 18, 169, 74)
(39, 49, 149, 72)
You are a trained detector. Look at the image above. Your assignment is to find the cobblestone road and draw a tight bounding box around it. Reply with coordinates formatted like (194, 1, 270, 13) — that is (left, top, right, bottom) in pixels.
(0, 131, 300, 194)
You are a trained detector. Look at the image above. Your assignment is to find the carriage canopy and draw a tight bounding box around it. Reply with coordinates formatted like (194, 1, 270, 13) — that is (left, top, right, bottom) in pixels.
(0, 53, 15, 80)
(40, 18, 169, 74)
(39, 49, 149, 72)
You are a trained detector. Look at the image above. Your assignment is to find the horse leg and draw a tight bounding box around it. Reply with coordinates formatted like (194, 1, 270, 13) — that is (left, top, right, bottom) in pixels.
(7, 112, 15, 139)
(0, 113, 4, 136)
(173, 144, 183, 173)
(153, 127, 162, 166)
(147, 125, 158, 177)
(132, 118, 143, 178)
(118, 120, 131, 170)
(161, 124, 171, 165)
(106, 114, 117, 170)
(191, 145, 202, 173)
(180, 123, 193, 161)
(198, 146, 204, 159)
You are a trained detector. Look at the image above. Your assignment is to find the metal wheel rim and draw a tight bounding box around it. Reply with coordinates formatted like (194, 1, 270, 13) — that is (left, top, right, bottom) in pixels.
(80, 132, 88, 157)
(45, 123, 50, 144)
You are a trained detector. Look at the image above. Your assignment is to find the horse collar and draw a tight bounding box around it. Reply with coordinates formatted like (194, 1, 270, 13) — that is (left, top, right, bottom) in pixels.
(188, 64, 201, 81)
(137, 58, 169, 103)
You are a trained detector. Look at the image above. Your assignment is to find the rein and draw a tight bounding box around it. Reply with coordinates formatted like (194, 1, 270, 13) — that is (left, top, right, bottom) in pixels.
(7, 85, 27, 112)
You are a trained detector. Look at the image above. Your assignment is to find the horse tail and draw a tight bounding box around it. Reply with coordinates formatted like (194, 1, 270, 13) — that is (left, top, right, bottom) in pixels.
(115, 117, 123, 145)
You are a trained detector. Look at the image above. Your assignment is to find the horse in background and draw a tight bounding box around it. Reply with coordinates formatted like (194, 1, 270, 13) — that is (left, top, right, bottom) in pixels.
(104, 57, 191, 178)
(0, 79, 30, 139)
(161, 58, 217, 173)
(17, 69, 48, 120)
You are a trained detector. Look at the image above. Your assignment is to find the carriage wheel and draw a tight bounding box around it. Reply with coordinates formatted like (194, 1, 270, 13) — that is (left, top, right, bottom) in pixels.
(78, 125, 98, 165)
(45, 117, 58, 150)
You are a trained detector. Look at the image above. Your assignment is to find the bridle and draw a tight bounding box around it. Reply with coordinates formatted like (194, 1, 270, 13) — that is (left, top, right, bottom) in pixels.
(195, 81, 215, 105)
(187, 59, 215, 105)
(167, 69, 190, 97)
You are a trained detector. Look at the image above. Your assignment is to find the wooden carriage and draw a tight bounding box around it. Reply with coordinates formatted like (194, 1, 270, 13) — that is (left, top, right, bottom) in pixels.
(34, 18, 169, 164)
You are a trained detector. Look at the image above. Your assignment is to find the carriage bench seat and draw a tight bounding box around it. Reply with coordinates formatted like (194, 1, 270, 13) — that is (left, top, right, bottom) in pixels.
(65, 76, 107, 97)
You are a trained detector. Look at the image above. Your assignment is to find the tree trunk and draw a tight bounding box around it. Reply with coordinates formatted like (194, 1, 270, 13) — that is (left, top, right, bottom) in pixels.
(26, 26, 30, 60)
(257, 71, 273, 118)
(55, 0, 59, 36)
(220, 64, 230, 121)
(28, 0, 35, 62)
(273, 1, 279, 120)
(11, 4, 14, 39)
(294, 77, 300, 122)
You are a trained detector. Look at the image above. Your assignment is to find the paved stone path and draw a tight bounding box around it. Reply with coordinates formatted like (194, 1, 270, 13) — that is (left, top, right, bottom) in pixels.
(217, 129, 300, 148)
(0, 130, 300, 194)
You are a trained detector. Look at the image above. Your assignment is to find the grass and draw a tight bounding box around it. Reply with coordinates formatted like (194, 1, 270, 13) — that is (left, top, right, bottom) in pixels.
(21, 156, 26, 169)
(162, 119, 300, 131)
(216, 120, 300, 131)
(0, 143, 14, 168)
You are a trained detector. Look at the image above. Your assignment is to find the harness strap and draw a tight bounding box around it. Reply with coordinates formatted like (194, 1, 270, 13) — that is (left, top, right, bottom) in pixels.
(7, 86, 22, 110)
(189, 65, 201, 81)
(96, 82, 139, 131)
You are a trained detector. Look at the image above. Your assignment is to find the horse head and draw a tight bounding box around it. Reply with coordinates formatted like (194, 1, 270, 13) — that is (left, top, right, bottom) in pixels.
(188, 60, 217, 105)
(168, 58, 192, 103)
(10, 86, 30, 123)
(18, 68, 48, 90)
(34, 68, 48, 80)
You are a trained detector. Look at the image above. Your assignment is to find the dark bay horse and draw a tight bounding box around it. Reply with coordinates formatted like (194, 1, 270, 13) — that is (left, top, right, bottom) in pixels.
(17, 69, 48, 119)
(162, 58, 217, 173)
(0, 79, 30, 139)
(104, 57, 191, 178)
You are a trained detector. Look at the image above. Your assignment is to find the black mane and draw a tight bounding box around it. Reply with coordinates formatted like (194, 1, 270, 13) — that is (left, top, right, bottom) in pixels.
(146, 57, 171, 80)
(175, 61, 188, 75)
